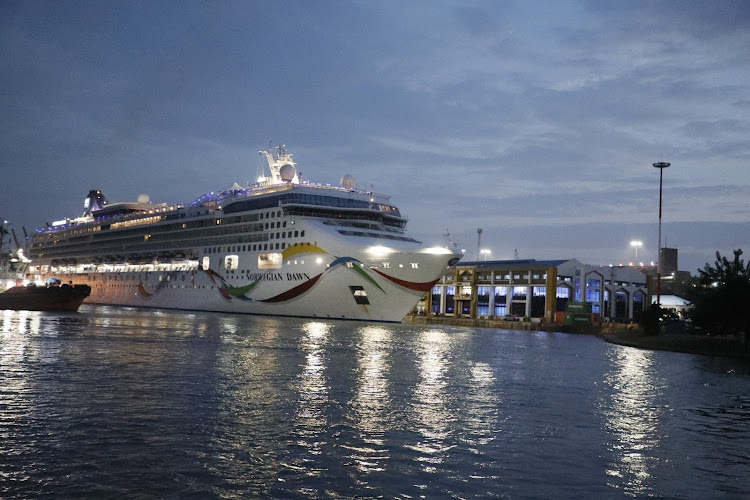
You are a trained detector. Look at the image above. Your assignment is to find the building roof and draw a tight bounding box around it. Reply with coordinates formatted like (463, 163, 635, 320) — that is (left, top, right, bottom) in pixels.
(651, 294, 691, 306)
(457, 259, 571, 269)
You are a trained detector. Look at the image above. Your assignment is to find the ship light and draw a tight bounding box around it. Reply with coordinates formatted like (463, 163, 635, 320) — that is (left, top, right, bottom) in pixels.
(366, 245, 395, 257)
(421, 246, 454, 255)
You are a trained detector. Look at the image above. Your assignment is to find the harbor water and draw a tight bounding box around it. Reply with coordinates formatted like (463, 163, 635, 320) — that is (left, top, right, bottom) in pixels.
(1, 306, 749, 498)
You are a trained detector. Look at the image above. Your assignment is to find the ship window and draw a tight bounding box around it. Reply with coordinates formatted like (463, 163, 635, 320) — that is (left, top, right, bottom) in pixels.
(294, 230, 298, 237)
(202, 256, 209, 270)
(283, 221, 287, 228)
(224, 255, 239, 271)
(301, 230, 305, 237)
(258, 253, 282, 269)
(216, 219, 221, 225)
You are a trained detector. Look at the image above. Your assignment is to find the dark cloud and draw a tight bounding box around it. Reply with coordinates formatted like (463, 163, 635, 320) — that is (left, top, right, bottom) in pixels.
(1, 1, 747, 276)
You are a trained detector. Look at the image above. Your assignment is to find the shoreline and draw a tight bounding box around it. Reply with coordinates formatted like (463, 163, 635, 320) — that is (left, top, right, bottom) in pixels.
(403, 315, 750, 360)
(597, 331, 750, 360)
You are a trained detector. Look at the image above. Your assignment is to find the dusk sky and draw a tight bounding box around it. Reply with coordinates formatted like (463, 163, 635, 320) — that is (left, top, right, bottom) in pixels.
(2, 1, 749, 273)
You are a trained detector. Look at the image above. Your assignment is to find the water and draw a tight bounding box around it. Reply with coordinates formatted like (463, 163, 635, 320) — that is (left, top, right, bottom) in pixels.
(1, 306, 749, 499)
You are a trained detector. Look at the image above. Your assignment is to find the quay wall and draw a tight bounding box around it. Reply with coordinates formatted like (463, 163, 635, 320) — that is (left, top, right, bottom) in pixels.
(402, 314, 641, 335)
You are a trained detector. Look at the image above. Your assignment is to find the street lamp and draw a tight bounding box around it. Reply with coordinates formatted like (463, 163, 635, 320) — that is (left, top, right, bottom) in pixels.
(630, 240, 643, 264)
(653, 161, 670, 306)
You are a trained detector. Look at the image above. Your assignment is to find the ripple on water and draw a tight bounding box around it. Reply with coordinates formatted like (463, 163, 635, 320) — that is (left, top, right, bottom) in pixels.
(1, 310, 749, 498)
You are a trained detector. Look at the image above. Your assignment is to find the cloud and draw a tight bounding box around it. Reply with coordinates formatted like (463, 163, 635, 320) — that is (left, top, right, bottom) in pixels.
(1, 1, 748, 277)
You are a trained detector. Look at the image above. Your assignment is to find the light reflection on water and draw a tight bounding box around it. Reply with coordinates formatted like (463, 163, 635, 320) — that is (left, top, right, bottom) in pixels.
(463, 361, 499, 448)
(409, 328, 454, 472)
(601, 347, 667, 496)
(1, 307, 749, 498)
(296, 321, 330, 436)
(347, 325, 392, 473)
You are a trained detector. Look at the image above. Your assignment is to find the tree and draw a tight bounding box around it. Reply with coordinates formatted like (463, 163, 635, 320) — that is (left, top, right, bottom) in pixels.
(686, 249, 750, 338)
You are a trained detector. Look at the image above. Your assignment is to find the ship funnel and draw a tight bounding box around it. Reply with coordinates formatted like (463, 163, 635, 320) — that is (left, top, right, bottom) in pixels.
(83, 189, 108, 216)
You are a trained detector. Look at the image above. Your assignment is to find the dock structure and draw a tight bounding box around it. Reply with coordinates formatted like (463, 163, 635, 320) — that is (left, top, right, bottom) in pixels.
(419, 259, 649, 324)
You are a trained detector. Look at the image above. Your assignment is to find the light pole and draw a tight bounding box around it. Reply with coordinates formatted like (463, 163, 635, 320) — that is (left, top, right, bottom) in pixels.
(480, 249, 491, 261)
(630, 240, 643, 264)
(653, 161, 670, 306)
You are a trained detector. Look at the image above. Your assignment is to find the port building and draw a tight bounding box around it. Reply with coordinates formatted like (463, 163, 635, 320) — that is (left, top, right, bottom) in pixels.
(422, 259, 649, 323)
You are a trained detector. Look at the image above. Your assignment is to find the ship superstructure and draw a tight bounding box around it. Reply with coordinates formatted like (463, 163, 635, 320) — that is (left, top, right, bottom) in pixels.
(27, 146, 461, 321)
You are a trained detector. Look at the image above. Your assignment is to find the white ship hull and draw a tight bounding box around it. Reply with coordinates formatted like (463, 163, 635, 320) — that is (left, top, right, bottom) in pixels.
(60, 250, 451, 322)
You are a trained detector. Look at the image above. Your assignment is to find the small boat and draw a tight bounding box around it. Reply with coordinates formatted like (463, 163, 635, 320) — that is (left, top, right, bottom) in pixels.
(1, 225, 91, 312)
(0, 278, 91, 312)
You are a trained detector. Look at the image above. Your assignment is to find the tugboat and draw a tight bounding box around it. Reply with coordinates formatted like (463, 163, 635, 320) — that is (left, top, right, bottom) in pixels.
(0, 221, 91, 312)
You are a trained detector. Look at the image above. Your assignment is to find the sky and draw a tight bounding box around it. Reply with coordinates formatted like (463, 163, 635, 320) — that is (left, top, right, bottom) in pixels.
(2, 0, 749, 273)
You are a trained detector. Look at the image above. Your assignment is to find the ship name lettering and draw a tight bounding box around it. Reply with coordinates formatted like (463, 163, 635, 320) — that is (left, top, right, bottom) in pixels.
(286, 272, 311, 281)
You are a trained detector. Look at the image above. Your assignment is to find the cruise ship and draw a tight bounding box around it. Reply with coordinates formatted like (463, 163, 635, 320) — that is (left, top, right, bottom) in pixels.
(26, 146, 461, 322)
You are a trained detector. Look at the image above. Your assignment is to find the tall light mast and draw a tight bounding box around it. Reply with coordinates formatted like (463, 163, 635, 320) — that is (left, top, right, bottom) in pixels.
(476, 228, 483, 261)
(653, 161, 670, 306)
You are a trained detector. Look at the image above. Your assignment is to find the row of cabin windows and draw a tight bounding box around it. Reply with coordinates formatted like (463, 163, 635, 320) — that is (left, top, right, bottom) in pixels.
(204, 230, 305, 254)
(207, 241, 296, 254)
(260, 211, 282, 219)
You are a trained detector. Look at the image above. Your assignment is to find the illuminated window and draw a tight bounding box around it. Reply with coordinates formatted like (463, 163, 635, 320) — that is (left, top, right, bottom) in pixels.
(258, 253, 282, 269)
(224, 255, 239, 270)
(445, 286, 455, 314)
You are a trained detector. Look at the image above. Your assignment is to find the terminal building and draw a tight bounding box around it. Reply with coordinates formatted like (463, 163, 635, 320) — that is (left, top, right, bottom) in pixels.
(422, 259, 649, 323)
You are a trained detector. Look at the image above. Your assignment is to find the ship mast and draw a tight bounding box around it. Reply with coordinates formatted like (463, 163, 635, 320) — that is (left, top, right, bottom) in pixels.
(258, 144, 299, 185)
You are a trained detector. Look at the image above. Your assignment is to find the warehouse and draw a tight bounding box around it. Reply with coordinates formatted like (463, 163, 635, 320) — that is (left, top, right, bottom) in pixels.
(424, 259, 649, 323)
